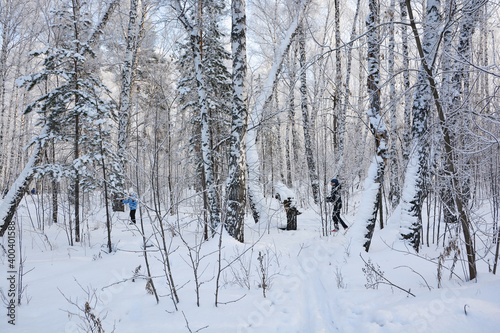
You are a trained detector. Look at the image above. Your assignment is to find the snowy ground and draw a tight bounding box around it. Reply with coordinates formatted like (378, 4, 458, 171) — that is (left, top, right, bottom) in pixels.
(1, 192, 500, 333)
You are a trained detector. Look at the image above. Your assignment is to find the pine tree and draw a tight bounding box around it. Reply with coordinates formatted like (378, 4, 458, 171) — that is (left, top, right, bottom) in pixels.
(15, 1, 119, 242)
(0, 0, 119, 237)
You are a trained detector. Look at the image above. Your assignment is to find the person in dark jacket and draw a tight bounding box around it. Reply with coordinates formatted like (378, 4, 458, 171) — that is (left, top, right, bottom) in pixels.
(122, 189, 138, 224)
(326, 178, 348, 231)
(275, 192, 301, 230)
(283, 197, 301, 230)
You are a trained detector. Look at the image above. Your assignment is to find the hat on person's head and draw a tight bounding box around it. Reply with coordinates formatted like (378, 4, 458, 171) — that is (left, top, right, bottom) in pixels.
(331, 179, 339, 184)
(129, 188, 134, 194)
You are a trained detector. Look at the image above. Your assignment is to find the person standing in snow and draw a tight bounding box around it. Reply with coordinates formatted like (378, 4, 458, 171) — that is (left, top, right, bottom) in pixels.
(326, 178, 348, 231)
(122, 189, 137, 225)
(283, 197, 301, 230)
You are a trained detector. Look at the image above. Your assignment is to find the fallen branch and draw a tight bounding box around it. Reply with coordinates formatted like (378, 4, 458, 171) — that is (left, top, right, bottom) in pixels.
(394, 265, 432, 291)
(360, 254, 416, 297)
(381, 239, 464, 282)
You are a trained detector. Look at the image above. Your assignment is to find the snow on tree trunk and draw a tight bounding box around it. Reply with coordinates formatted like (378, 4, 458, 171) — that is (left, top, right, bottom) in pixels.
(0, 0, 119, 238)
(399, 0, 411, 167)
(340, 0, 361, 176)
(174, 0, 221, 233)
(71, 0, 81, 243)
(193, 32, 221, 234)
(285, 55, 296, 188)
(225, 0, 247, 242)
(246, 0, 309, 224)
(298, 21, 319, 204)
(333, 0, 345, 175)
(0, 23, 7, 183)
(362, 0, 388, 252)
(447, 0, 483, 280)
(400, 0, 440, 252)
(117, 0, 140, 199)
(87, 0, 119, 47)
(404, 0, 478, 280)
(388, 0, 400, 208)
(0, 128, 46, 236)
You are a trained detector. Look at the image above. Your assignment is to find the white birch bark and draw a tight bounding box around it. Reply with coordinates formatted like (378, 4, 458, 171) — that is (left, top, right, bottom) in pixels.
(400, 0, 440, 252)
(225, 0, 247, 242)
(245, 0, 310, 224)
(404, 0, 479, 279)
(399, 0, 412, 165)
(298, 21, 319, 204)
(0, 127, 46, 236)
(174, 0, 221, 232)
(333, 0, 344, 174)
(447, 0, 483, 279)
(117, 0, 140, 193)
(388, 0, 400, 208)
(340, 0, 361, 164)
(363, 0, 388, 252)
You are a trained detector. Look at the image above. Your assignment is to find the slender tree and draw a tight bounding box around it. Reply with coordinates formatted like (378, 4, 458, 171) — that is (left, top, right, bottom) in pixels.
(404, 0, 478, 280)
(400, 0, 441, 252)
(115, 0, 142, 211)
(225, 0, 247, 242)
(388, 0, 400, 209)
(298, 20, 319, 204)
(246, 0, 310, 224)
(363, 0, 388, 252)
(174, 0, 222, 235)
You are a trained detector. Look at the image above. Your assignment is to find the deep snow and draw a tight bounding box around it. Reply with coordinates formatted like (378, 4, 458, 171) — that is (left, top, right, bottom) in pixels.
(1, 191, 500, 333)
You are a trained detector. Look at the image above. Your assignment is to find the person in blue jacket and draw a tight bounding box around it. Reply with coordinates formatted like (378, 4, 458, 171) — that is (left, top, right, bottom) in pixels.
(326, 179, 348, 231)
(122, 189, 137, 224)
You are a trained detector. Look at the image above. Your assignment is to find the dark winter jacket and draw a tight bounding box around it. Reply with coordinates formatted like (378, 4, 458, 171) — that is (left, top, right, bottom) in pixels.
(326, 183, 342, 213)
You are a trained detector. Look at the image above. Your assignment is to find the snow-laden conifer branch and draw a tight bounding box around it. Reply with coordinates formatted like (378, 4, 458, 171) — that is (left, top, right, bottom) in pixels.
(0, 1, 120, 237)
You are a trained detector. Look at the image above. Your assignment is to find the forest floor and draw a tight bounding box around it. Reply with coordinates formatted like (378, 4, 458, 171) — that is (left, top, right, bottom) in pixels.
(1, 191, 500, 333)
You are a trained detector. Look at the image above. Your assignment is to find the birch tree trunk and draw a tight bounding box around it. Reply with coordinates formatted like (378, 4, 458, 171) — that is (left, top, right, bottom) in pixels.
(405, 0, 478, 280)
(298, 21, 319, 204)
(246, 0, 309, 224)
(333, 0, 345, 175)
(438, 0, 456, 226)
(388, 0, 400, 209)
(0, 0, 25, 189)
(116, 0, 140, 206)
(363, 0, 388, 252)
(0, 16, 8, 183)
(51, 140, 58, 223)
(225, 0, 247, 242)
(400, 0, 440, 252)
(174, 0, 221, 233)
(447, 0, 483, 280)
(71, 0, 81, 242)
(399, 0, 411, 166)
(340, 0, 361, 146)
(285, 56, 294, 188)
(0, 128, 45, 236)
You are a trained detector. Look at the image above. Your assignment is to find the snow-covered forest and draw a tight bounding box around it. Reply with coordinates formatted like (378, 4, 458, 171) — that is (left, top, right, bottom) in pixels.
(1, 0, 499, 332)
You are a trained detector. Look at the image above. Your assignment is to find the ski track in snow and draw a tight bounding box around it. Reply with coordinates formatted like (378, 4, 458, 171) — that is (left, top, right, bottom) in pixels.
(300, 272, 336, 332)
(269, 213, 350, 333)
(3, 194, 500, 333)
